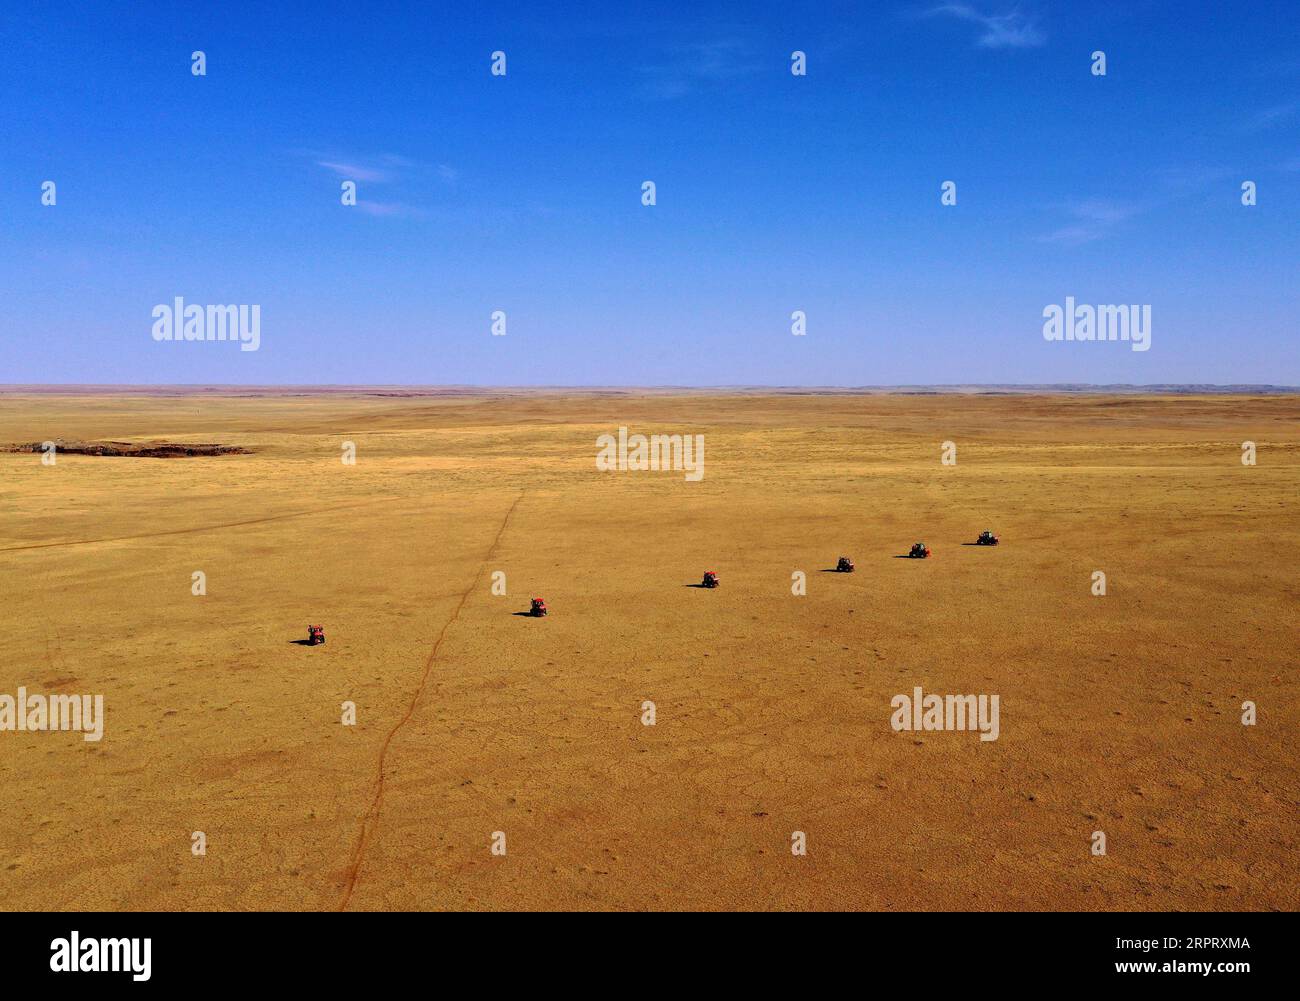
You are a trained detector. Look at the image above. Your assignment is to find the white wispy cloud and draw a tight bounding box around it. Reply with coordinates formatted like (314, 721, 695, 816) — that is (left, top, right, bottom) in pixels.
(637, 39, 762, 100)
(924, 4, 1046, 49)
(309, 152, 419, 184)
(302, 152, 453, 219)
(1245, 101, 1299, 132)
(316, 159, 393, 183)
(1040, 199, 1139, 245)
(1039, 167, 1236, 245)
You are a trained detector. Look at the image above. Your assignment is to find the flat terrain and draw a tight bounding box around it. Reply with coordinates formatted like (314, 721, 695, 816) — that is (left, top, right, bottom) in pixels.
(0, 391, 1296, 911)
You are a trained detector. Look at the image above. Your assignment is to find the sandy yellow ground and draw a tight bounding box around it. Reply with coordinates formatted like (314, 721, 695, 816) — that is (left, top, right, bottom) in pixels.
(0, 391, 1295, 911)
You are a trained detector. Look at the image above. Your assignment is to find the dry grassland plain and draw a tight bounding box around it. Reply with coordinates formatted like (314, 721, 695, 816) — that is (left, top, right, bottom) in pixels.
(0, 390, 1296, 911)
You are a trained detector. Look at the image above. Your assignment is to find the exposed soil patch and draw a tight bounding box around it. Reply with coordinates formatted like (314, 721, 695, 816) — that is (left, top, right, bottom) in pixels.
(6, 439, 250, 458)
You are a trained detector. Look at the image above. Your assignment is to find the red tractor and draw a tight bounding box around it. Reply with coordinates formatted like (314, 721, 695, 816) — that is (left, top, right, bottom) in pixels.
(907, 542, 931, 559)
(836, 556, 855, 573)
(307, 624, 325, 645)
(701, 570, 719, 588)
(529, 597, 548, 617)
(976, 530, 1000, 546)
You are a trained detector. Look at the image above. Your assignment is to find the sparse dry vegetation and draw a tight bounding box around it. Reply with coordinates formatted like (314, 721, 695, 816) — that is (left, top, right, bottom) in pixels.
(0, 391, 1295, 911)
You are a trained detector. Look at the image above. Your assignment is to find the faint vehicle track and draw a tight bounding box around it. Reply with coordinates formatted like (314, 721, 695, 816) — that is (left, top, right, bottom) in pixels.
(0, 498, 393, 554)
(336, 490, 524, 911)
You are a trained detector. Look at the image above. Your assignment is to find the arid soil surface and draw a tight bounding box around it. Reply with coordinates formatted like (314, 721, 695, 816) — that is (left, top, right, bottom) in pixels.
(0, 390, 1296, 911)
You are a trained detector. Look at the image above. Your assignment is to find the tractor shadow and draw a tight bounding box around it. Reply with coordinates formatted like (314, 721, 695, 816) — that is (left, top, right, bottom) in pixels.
(820, 568, 852, 573)
(288, 639, 316, 645)
(684, 583, 717, 588)
(513, 611, 542, 617)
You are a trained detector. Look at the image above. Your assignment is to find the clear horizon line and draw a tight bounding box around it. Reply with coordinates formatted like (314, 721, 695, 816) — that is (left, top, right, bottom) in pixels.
(3, 382, 1298, 394)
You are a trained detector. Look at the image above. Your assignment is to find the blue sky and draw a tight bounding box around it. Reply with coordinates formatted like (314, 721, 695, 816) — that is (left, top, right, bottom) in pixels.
(2, 1, 1297, 385)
